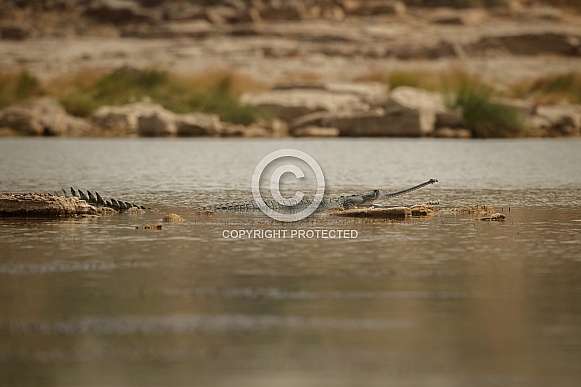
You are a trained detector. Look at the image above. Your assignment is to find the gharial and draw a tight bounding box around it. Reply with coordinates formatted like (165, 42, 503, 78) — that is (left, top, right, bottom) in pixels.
(204, 178, 439, 212)
(50, 179, 438, 214)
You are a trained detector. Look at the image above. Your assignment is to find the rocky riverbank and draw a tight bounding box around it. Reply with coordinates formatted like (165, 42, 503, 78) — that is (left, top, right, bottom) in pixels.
(1, 0, 581, 138)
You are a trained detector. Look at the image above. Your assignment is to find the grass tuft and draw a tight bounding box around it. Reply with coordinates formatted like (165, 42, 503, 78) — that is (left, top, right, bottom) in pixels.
(446, 76, 525, 138)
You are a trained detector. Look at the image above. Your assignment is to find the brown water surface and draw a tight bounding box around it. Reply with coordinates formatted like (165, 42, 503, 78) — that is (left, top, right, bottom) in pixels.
(1, 138, 580, 386)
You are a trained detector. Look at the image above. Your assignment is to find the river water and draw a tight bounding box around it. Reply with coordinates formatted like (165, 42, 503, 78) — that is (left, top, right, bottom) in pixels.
(1, 138, 580, 386)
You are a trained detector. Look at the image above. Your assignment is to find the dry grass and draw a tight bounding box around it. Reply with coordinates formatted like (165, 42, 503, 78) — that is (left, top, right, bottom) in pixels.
(0, 69, 44, 108)
(47, 67, 270, 124)
(510, 72, 581, 105)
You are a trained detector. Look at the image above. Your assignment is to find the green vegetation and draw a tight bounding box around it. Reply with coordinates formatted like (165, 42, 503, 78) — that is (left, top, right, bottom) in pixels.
(1, 67, 269, 125)
(53, 67, 269, 124)
(445, 76, 524, 138)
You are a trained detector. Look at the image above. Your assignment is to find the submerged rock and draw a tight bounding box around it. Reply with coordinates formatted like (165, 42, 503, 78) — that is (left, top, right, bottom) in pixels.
(325, 206, 411, 219)
(163, 213, 185, 223)
(480, 213, 506, 221)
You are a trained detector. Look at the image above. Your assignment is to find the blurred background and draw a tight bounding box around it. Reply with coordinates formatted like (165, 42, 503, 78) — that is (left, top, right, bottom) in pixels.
(1, 0, 580, 138)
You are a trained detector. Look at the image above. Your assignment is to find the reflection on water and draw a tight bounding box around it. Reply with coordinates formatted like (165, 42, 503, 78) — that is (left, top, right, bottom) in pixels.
(1, 138, 581, 386)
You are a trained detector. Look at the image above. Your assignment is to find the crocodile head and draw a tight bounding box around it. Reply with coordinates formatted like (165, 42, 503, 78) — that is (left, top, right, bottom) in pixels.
(361, 189, 380, 203)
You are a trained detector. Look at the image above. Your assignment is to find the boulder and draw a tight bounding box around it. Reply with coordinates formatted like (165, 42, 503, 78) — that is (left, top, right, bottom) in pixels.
(241, 88, 368, 121)
(292, 108, 425, 137)
(176, 113, 222, 136)
(90, 101, 172, 135)
(530, 104, 581, 136)
(137, 110, 176, 137)
(66, 116, 97, 137)
(324, 82, 388, 106)
(385, 86, 447, 136)
(0, 97, 93, 136)
(435, 109, 463, 128)
(241, 82, 387, 122)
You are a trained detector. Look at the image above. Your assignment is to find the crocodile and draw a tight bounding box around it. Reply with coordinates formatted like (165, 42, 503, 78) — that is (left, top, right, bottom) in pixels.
(205, 178, 439, 212)
(38, 179, 437, 215)
(45, 188, 148, 212)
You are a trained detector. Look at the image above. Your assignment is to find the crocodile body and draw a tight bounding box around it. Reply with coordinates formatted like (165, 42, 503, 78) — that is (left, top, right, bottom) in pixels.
(205, 179, 438, 212)
(49, 179, 438, 214)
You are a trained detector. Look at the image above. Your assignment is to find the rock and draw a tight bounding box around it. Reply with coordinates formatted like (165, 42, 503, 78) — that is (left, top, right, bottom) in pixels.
(90, 101, 172, 135)
(429, 8, 486, 26)
(448, 206, 496, 216)
(435, 109, 463, 128)
(0, 97, 92, 136)
(241, 82, 387, 122)
(137, 223, 163, 229)
(467, 33, 581, 57)
(0, 193, 115, 217)
(162, 3, 206, 21)
(137, 109, 177, 137)
(84, 0, 161, 24)
(241, 88, 369, 121)
(433, 127, 472, 138)
(326, 206, 411, 219)
(385, 87, 447, 136)
(0, 23, 31, 40)
(322, 109, 394, 137)
(258, 2, 305, 21)
(291, 126, 340, 137)
(341, 0, 406, 16)
(206, 5, 241, 24)
(324, 82, 389, 106)
(163, 213, 185, 223)
(65, 115, 97, 137)
(480, 213, 506, 221)
(291, 106, 431, 137)
(410, 204, 435, 217)
(221, 123, 270, 137)
(175, 113, 222, 136)
(531, 104, 581, 136)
